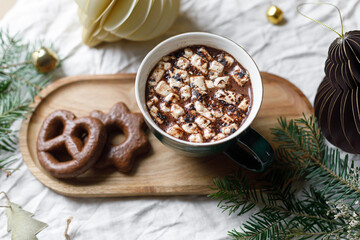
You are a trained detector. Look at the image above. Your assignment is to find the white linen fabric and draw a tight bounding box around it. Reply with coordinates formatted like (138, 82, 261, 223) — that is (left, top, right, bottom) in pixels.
(0, 0, 360, 239)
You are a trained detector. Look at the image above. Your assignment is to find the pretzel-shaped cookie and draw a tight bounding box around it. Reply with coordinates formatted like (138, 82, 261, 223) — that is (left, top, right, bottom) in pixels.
(90, 102, 150, 173)
(37, 110, 107, 178)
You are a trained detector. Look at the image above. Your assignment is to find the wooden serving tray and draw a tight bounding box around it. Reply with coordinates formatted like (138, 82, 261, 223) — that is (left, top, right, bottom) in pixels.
(19, 72, 313, 197)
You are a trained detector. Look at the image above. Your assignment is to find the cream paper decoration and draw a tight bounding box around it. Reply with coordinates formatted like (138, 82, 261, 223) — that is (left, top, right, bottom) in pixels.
(74, 0, 180, 47)
(5, 201, 48, 240)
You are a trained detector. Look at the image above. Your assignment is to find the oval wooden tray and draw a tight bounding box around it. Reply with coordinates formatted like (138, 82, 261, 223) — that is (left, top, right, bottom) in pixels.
(19, 72, 313, 197)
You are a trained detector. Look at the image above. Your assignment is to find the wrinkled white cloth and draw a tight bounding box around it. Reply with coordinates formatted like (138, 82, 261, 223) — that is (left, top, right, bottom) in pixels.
(1, 0, 360, 239)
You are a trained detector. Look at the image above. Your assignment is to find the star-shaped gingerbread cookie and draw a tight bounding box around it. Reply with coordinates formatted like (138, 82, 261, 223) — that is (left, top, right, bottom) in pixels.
(90, 102, 150, 173)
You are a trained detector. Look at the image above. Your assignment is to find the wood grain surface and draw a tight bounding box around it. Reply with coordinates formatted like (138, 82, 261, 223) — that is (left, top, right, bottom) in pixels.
(19, 72, 313, 197)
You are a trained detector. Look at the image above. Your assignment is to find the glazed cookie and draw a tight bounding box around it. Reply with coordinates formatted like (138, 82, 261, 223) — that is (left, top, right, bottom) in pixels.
(37, 110, 107, 178)
(90, 102, 150, 173)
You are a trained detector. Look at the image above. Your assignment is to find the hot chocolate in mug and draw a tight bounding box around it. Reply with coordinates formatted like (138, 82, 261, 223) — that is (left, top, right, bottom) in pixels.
(135, 32, 274, 172)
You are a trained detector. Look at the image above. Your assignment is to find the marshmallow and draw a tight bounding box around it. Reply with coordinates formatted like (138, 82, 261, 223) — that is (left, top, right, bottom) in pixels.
(146, 96, 159, 108)
(209, 72, 219, 80)
(194, 101, 214, 120)
(209, 60, 224, 74)
(191, 54, 208, 74)
(231, 65, 249, 87)
(162, 56, 171, 62)
(195, 116, 211, 129)
(211, 108, 223, 118)
(211, 133, 226, 142)
(238, 98, 250, 112)
(185, 102, 196, 115)
(203, 127, 216, 139)
(218, 53, 234, 67)
(178, 116, 186, 123)
(155, 81, 172, 97)
(221, 123, 238, 134)
(148, 67, 165, 86)
(171, 104, 185, 119)
(176, 57, 190, 70)
(168, 78, 185, 89)
(149, 106, 164, 124)
(205, 80, 214, 89)
(166, 124, 184, 138)
(162, 56, 175, 62)
(189, 133, 203, 143)
(169, 68, 189, 84)
(190, 76, 207, 91)
(214, 76, 229, 88)
(214, 89, 241, 105)
(164, 93, 180, 103)
(191, 89, 207, 101)
(224, 55, 234, 66)
(184, 48, 194, 58)
(180, 85, 191, 100)
(198, 47, 212, 61)
(209, 60, 224, 80)
(221, 114, 234, 125)
(160, 102, 171, 113)
(158, 61, 172, 70)
(182, 123, 200, 134)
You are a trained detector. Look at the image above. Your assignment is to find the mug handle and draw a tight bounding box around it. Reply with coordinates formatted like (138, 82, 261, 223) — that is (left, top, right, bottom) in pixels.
(223, 127, 274, 172)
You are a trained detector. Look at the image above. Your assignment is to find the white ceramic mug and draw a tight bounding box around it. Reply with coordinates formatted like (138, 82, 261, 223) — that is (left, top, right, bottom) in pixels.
(135, 32, 273, 172)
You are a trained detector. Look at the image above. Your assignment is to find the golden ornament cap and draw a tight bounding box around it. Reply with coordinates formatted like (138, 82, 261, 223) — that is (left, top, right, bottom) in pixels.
(31, 47, 59, 73)
(267, 5, 284, 25)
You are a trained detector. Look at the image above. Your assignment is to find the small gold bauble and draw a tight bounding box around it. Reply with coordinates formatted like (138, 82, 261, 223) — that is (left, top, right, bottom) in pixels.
(31, 47, 59, 73)
(267, 5, 284, 25)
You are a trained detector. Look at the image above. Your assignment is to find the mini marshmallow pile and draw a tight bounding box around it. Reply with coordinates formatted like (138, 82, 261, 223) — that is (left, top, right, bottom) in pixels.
(146, 46, 251, 143)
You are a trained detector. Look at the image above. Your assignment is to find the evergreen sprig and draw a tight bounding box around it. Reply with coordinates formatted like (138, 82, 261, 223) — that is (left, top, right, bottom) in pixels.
(0, 30, 54, 172)
(210, 115, 360, 240)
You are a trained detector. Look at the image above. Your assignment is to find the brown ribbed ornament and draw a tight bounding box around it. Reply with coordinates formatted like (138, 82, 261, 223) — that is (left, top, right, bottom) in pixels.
(314, 31, 360, 153)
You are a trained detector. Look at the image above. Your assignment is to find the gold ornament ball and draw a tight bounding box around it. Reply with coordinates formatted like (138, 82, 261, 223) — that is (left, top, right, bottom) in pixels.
(31, 47, 59, 73)
(267, 5, 284, 25)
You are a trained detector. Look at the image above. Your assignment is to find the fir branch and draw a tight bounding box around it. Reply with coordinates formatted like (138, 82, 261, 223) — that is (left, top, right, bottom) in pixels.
(229, 213, 289, 240)
(210, 115, 360, 239)
(0, 90, 32, 124)
(0, 61, 31, 69)
(272, 115, 360, 199)
(0, 30, 56, 171)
